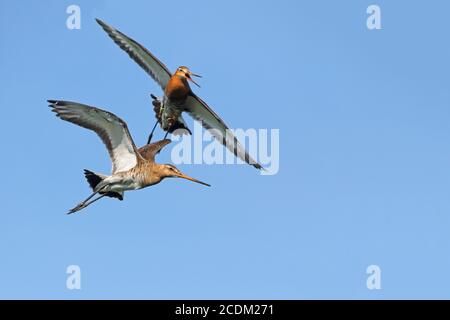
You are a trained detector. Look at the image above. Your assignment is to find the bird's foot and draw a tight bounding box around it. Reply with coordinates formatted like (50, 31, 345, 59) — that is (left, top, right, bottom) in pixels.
(67, 202, 85, 215)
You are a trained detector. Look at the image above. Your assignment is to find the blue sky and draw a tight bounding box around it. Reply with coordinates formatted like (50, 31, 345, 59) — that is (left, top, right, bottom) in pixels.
(1, 0, 450, 299)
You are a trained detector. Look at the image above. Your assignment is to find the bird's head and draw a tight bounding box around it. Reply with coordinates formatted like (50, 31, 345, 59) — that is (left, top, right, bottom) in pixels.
(175, 66, 202, 88)
(161, 164, 210, 187)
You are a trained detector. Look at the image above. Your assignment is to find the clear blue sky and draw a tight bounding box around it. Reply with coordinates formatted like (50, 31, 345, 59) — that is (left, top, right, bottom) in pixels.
(1, 0, 450, 299)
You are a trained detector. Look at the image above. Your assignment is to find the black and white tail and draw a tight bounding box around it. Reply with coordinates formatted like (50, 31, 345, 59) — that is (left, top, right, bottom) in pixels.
(83, 169, 123, 201)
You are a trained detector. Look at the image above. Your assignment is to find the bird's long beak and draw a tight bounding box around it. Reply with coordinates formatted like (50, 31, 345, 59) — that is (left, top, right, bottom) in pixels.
(176, 172, 210, 187)
(186, 72, 201, 88)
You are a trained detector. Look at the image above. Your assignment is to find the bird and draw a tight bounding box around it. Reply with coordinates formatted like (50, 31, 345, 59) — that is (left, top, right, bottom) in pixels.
(96, 19, 263, 170)
(48, 100, 210, 214)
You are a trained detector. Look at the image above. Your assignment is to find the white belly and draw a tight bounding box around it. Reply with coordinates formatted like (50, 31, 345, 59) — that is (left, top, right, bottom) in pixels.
(102, 175, 142, 192)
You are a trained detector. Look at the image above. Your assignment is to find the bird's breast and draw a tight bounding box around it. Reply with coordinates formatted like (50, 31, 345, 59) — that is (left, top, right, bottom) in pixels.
(133, 163, 162, 188)
(165, 76, 189, 104)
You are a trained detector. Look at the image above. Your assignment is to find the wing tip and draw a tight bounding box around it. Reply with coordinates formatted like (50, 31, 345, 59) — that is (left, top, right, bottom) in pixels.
(95, 18, 108, 28)
(48, 100, 70, 106)
(47, 100, 59, 113)
(96, 18, 116, 35)
(253, 163, 265, 170)
(47, 99, 60, 108)
(47, 100, 71, 113)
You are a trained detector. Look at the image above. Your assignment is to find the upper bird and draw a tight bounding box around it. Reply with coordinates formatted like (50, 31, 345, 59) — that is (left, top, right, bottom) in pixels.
(96, 19, 263, 170)
(48, 100, 210, 214)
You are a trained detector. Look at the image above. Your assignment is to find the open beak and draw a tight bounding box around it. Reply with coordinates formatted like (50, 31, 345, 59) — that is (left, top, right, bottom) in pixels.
(186, 72, 202, 88)
(176, 172, 210, 187)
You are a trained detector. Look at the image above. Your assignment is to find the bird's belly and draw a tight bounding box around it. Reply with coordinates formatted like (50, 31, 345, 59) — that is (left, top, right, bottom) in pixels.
(103, 176, 142, 192)
(161, 97, 184, 130)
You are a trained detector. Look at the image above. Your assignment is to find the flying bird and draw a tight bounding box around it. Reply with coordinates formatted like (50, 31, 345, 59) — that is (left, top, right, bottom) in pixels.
(48, 100, 210, 214)
(96, 19, 263, 170)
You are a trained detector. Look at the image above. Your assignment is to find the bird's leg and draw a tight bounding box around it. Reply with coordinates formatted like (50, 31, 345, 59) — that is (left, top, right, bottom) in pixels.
(147, 121, 159, 144)
(68, 191, 98, 213)
(148, 98, 165, 144)
(163, 130, 170, 140)
(68, 194, 107, 215)
(163, 119, 176, 140)
(67, 186, 107, 214)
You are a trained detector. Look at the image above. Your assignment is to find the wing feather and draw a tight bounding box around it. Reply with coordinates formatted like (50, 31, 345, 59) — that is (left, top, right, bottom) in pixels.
(138, 139, 172, 162)
(184, 94, 263, 170)
(48, 100, 141, 174)
(96, 19, 172, 90)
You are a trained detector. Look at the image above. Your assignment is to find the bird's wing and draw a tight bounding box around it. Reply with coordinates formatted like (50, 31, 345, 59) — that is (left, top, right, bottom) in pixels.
(49, 100, 142, 174)
(184, 94, 263, 170)
(96, 19, 172, 90)
(138, 139, 172, 162)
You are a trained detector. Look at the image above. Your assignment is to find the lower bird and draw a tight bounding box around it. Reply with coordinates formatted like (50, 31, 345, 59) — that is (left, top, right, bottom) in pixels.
(48, 100, 210, 214)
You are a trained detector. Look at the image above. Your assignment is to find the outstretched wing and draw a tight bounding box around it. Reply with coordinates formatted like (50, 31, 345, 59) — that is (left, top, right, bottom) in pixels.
(138, 139, 172, 162)
(96, 19, 172, 90)
(48, 100, 142, 174)
(184, 94, 263, 170)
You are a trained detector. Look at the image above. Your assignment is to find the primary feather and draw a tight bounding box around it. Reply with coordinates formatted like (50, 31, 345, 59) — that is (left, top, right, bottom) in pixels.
(48, 100, 142, 174)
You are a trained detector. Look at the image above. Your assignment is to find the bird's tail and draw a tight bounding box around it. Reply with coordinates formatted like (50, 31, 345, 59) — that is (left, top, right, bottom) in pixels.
(151, 94, 192, 135)
(83, 169, 123, 201)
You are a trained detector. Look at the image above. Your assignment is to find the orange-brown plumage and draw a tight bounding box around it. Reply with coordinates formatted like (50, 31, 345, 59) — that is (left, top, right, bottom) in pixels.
(165, 74, 190, 103)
